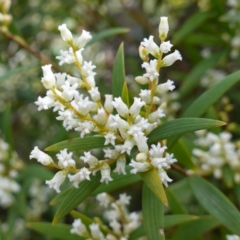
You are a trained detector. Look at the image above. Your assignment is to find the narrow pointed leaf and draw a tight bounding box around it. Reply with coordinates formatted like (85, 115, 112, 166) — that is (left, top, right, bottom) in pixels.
(223, 165, 234, 188)
(166, 189, 187, 214)
(27, 222, 82, 240)
(140, 168, 168, 206)
(189, 175, 240, 235)
(142, 183, 165, 240)
(168, 70, 240, 148)
(45, 136, 105, 152)
(122, 81, 129, 106)
(53, 173, 101, 224)
(170, 216, 219, 240)
(86, 28, 129, 47)
(164, 215, 199, 228)
(148, 118, 225, 144)
(112, 43, 125, 98)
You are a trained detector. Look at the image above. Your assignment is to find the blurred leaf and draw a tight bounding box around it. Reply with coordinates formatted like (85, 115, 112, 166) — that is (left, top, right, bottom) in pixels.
(234, 184, 240, 207)
(86, 28, 130, 46)
(179, 51, 227, 98)
(93, 166, 141, 194)
(185, 34, 223, 46)
(112, 43, 125, 98)
(27, 222, 82, 240)
(173, 11, 211, 44)
(142, 183, 165, 240)
(166, 189, 187, 214)
(122, 81, 130, 107)
(53, 172, 101, 224)
(0, 63, 38, 84)
(170, 216, 219, 240)
(223, 165, 234, 188)
(189, 175, 240, 235)
(170, 139, 195, 170)
(45, 136, 105, 152)
(129, 226, 145, 240)
(1, 103, 13, 147)
(140, 168, 168, 206)
(168, 70, 240, 148)
(148, 118, 225, 144)
(164, 214, 199, 228)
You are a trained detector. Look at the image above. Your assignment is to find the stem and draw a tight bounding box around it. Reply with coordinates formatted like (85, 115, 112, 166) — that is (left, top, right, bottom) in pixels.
(171, 163, 189, 176)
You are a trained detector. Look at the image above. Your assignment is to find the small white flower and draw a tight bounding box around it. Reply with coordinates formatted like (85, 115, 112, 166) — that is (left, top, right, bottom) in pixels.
(104, 132, 116, 146)
(104, 94, 114, 113)
(139, 89, 151, 104)
(158, 169, 172, 187)
(56, 109, 74, 129)
(61, 82, 78, 101)
(159, 16, 169, 41)
(30, 146, 53, 165)
(156, 79, 175, 93)
(160, 41, 173, 53)
(142, 60, 159, 82)
(88, 87, 101, 102)
(82, 61, 96, 77)
(80, 151, 98, 167)
(226, 234, 240, 240)
(41, 65, 56, 89)
(73, 95, 94, 116)
(56, 148, 76, 168)
(149, 143, 167, 159)
(45, 170, 67, 193)
(56, 48, 75, 66)
(55, 73, 67, 89)
(58, 24, 73, 43)
(103, 148, 119, 159)
(93, 108, 107, 125)
(161, 50, 182, 67)
(139, 45, 149, 61)
(112, 97, 129, 118)
(116, 140, 134, 155)
(74, 30, 92, 49)
(68, 167, 91, 188)
(75, 121, 95, 138)
(129, 160, 151, 174)
(129, 97, 145, 118)
(135, 76, 149, 85)
(96, 192, 111, 207)
(113, 155, 126, 175)
(141, 35, 160, 58)
(116, 193, 131, 205)
(70, 219, 88, 236)
(100, 163, 113, 184)
(89, 223, 105, 240)
(35, 96, 55, 111)
(134, 135, 149, 153)
(148, 107, 165, 122)
(76, 48, 84, 64)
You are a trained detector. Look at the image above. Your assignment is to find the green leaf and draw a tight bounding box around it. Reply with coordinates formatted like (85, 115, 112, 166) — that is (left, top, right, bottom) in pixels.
(93, 166, 141, 194)
(122, 81, 129, 106)
(168, 70, 240, 148)
(189, 175, 240, 235)
(164, 215, 199, 228)
(53, 173, 101, 224)
(86, 28, 129, 47)
(170, 216, 219, 240)
(179, 51, 227, 98)
(170, 139, 195, 170)
(45, 136, 105, 152)
(142, 183, 165, 240)
(172, 11, 211, 44)
(148, 118, 225, 144)
(129, 226, 145, 240)
(27, 222, 82, 240)
(0, 63, 38, 84)
(166, 189, 187, 214)
(223, 165, 234, 188)
(140, 168, 168, 206)
(1, 103, 13, 147)
(112, 43, 125, 98)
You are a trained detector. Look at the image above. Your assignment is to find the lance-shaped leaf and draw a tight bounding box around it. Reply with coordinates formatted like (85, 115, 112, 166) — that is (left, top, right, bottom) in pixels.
(168, 70, 240, 148)
(112, 43, 125, 98)
(122, 81, 130, 106)
(86, 28, 129, 47)
(140, 168, 168, 206)
(53, 173, 101, 224)
(189, 175, 240, 235)
(170, 216, 219, 240)
(148, 118, 225, 144)
(45, 136, 105, 152)
(27, 222, 82, 240)
(142, 183, 165, 240)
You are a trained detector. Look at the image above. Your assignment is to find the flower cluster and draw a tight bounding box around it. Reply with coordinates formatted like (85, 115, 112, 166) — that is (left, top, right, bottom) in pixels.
(226, 235, 240, 240)
(192, 130, 240, 182)
(71, 192, 142, 240)
(30, 16, 181, 193)
(0, 138, 23, 207)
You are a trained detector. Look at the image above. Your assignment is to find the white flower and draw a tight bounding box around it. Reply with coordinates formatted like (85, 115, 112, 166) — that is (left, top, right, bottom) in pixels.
(56, 109, 74, 129)
(116, 193, 131, 205)
(104, 132, 116, 146)
(56, 48, 75, 66)
(113, 155, 126, 175)
(139, 89, 151, 104)
(159, 16, 169, 41)
(129, 160, 151, 174)
(61, 82, 78, 101)
(56, 149, 76, 168)
(112, 97, 129, 118)
(74, 30, 92, 49)
(76, 48, 84, 64)
(68, 167, 91, 188)
(156, 79, 175, 93)
(41, 65, 56, 89)
(104, 94, 114, 113)
(129, 97, 145, 118)
(45, 170, 67, 193)
(89, 223, 105, 240)
(136, 152, 147, 162)
(141, 35, 160, 58)
(30, 146, 53, 165)
(116, 140, 134, 155)
(75, 121, 95, 138)
(82, 61, 96, 77)
(110, 220, 121, 235)
(226, 234, 240, 240)
(135, 76, 149, 85)
(139, 45, 149, 61)
(161, 50, 182, 67)
(160, 41, 173, 53)
(158, 169, 172, 187)
(80, 151, 98, 167)
(73, 95, 94, 116)
(142, 60, 159, 82)
(100, 163, 113, 184)
(103, 148, 119, 159)
(94, 108, 107, 125)
(148, 107, 165, 122)
(70, 219, 88, 236)
(134, 135, 148, 153)
(88, 87, 100, 102)
(58, 24, 73, 43)
(35, 96, 55, 111)
(149, 143, 167, 159)
(96, 192, 111, 207)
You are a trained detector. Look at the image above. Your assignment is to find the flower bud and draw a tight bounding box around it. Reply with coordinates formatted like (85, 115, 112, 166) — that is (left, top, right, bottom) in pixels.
(104, 94, 113, 113)
(74, 30, 92, 49)
(139, 45, 149, 62)
(58, 24, 73, 43)
(161, 50, 182, 67)
(159, 16, 169, 41)
(41, 64, 56, 89)
(135, 76, 149, 85)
